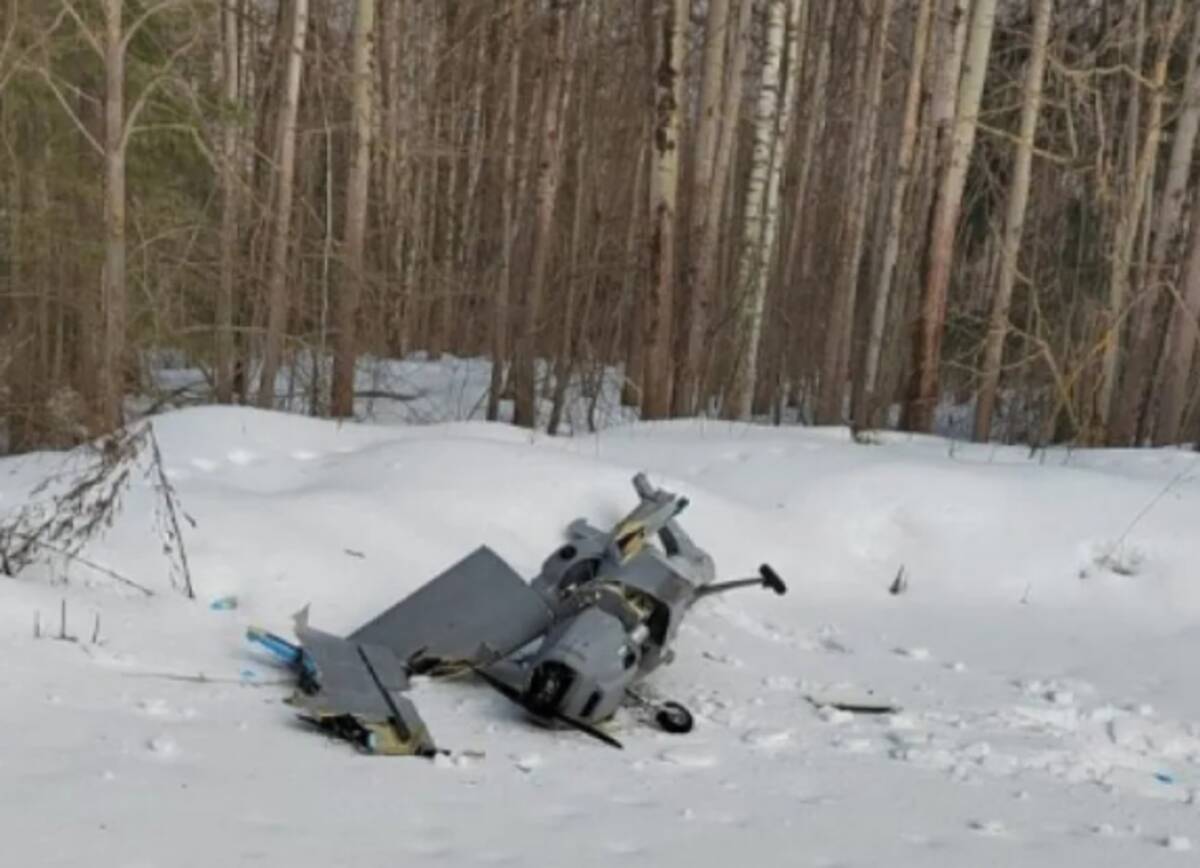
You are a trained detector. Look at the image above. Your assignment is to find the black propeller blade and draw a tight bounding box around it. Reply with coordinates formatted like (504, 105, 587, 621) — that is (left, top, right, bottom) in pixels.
(472, 666, 624, 750)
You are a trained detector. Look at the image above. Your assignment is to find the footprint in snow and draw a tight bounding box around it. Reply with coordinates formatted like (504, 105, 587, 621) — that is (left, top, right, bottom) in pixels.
(146, 734, 179, 759)
(512, 753, 543, 773)
(894, 646, 932, 661)
(189, 458, 219, 472)
(226, 449, 259, 466)
(289, 449, 320, 461)
(701, 650, 744, 667)
(968, 819, 1008, 836)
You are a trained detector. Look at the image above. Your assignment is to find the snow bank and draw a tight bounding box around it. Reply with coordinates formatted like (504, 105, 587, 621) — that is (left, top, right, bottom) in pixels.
(2, 404, 1198, 868)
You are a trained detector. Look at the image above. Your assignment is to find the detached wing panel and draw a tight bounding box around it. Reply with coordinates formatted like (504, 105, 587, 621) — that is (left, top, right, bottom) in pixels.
(349, 546, 553, 666)
(290, 620, 435, 755)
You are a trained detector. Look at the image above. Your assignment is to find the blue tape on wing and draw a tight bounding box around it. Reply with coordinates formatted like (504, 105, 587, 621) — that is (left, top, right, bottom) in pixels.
(246, 627, 318, 679)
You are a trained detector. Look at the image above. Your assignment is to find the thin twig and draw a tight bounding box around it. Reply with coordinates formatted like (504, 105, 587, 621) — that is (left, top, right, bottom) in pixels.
(147, 424, 196, 599)
(2, 529, 154, 596)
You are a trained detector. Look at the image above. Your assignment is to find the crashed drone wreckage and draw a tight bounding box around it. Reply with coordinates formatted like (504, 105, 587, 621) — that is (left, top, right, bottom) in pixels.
(247, 473, 789, 756)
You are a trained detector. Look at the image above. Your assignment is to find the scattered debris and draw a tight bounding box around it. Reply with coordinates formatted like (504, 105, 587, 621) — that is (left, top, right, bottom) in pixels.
(248, 474, 789, 757)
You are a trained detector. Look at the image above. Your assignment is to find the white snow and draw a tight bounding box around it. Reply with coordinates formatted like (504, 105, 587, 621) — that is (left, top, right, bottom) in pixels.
(2, 377, 1200, 867)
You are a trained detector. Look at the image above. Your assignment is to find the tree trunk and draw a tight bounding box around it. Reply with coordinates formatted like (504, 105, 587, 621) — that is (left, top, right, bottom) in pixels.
(1154, 177, 1200, 444)
(548, 130, 591, 436)
(904, 0, 995, 432)
(216, 0, 240, 405)
(729, 0, 797, 420)
(1099, 0, 1184, 441)
(779, 0, 834, 403)
(513, 2, 573, 429)
(676, 0, 731, 415)
(331, 0, 375, 418)
(642, 0, 686, 420)
(817, 0, 893, 425)
(488, 0, 524, 422)
(694, 0, 755, 410)
(855, 0, 933, 429)
(258, 0, 310, 409)
(1115, 3, 1200, 443)
(99, 0, 126, 432)
(619, 141, 648, 407)
(973, 0, 1052, 441)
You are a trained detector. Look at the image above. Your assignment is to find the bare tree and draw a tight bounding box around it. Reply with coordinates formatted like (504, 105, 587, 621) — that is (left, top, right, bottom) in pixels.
(27, 0, 199, 430)
(1154, 171, 1200, 444)
(488, 0, 524, 422)
(513, 1, 575, 428)
(973, 0, 1053, 441)
(330, 0, 375, 418)
(258, 0, 310, 408)
(677, 0, 731, 415)
(856, 0, 933, 430)
(729, 0, 793, 420)
(215, 0, 240, 404)
(1114, 2, 1200, 443)
(642, 0, 686, 420)
(905, 0, 996, 432)
(1098, 0, 1184, 441)
(98, 0, 126, 431)
(818, 0, 893, 425)
(693, 0, 754, 410)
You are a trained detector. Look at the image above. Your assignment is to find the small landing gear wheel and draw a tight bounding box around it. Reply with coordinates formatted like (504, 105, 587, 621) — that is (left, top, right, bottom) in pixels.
(655, 701, 694, 734)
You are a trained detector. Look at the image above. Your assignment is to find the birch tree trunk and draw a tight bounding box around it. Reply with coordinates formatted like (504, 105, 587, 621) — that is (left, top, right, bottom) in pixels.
(216, 0, 240, 404)
(1153, 186, 1200, 444)
(1115, 3, 1200, 443)
(904, 0, 996, 432)
(331, 0, 375, 418)
(972, 0, 1052, 441)
(855, 0, 933, 429)
(642, 0, 686, 420)
(257, 0, 309, 409)
(1098, 0, 1184, 441)
(727, 0, 789, 420)
(817, 0, 893, 424)
(99, 0, 126, 431)
(487, 0, 524, 422)
(513, 2, 573, 428)
(676, 0, 731, 415)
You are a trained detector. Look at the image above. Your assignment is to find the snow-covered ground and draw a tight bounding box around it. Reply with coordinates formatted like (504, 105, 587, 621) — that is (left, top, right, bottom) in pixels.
(2, 401, 1199, 866)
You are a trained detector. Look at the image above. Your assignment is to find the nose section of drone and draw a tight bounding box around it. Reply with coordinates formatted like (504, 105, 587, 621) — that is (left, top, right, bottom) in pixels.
(524, 607, 639, 724)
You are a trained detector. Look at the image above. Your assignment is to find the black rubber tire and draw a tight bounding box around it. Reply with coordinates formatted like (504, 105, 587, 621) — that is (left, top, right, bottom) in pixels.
(655, 701, 694, 734)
